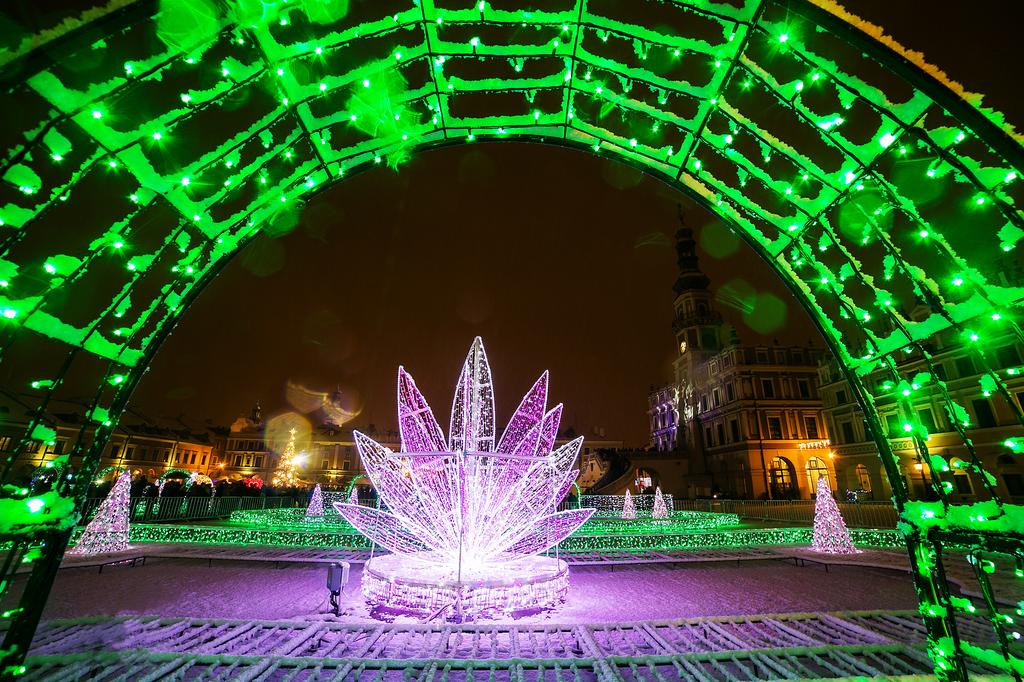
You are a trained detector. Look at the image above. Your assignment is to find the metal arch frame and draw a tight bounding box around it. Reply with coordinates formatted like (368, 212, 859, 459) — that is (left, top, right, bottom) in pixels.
(0, 1, 1021, 678)
(0, 135, 972, 677)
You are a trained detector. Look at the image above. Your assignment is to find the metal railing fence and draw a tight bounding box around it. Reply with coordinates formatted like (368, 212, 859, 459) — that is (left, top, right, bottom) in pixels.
(673, 498, 898, 528)
(77, 495, 303, 524)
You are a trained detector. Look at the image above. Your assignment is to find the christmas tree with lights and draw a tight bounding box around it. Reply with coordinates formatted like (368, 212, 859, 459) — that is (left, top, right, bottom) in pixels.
(306, 483, 324, 517)
(68, 470, 131, 556)
(348, 486, 359, 505)
(621, 489, 636, 520)
(272, 428, 302, 488)
(812, 475, 860, 554)
(652, 487, 669, 519)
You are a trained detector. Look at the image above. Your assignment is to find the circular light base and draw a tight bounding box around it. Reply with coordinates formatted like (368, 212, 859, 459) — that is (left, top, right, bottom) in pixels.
(363, 553, 569, 617)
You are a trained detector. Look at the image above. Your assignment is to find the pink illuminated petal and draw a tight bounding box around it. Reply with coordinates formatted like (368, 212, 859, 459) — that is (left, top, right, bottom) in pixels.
(397, 367, 448, 453)
(333, 502, 434, 556)
(504, 508, 595, 556)
(534, 404, 562, 456)
(353, 432, 450, 545)
(449, 337, 495, 452)
(549, 436, 584, 477)
(496, 371, 547, 454)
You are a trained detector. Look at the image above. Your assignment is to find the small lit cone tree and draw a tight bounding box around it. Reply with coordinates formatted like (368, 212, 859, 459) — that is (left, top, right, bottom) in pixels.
(811, 475, 860, 554)
(621, 489, 637, 520)
(348, 486, 358, 505)
(651, 487, 669, 520)
(68, 470, 131, 556)
(272, 428, 302, 488)
(306, 483, 324, 518)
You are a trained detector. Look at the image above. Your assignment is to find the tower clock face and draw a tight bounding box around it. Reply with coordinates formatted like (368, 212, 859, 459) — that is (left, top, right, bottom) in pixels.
(679, 341, 687, 354)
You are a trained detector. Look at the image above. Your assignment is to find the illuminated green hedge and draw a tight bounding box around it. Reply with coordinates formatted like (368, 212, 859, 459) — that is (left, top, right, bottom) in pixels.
(68, 521, 902, 551)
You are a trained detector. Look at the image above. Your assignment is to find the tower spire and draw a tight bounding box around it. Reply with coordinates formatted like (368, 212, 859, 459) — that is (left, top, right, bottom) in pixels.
(673, 204, 710, 294)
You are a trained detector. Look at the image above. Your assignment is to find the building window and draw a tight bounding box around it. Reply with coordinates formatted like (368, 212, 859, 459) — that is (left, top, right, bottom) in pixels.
(933, 363, 947, 381)
(201, 455, 207, 465)
(766, 417, 783, 440)
(997, 345, 1022, 368)
(126, 446, 135, 460)
(761, 380, 775, 398)
(716, 423, 725, 445)
(726, 383, 735, 402)
(806, 457, 830, 495)
(189, 452, 196, 465)
(730, 419, 740, 442)
(705, 427, 714, 447)
(855, 464, 871, 491)
(111, 445, 120, 458)
(254, 456, 263, 468)
(770, 457, 796, 498)
(713, 389, 721, 407)
(798, 380, 810, 399)
(233, 455, 242, 466)
(321, 458, 329, 469)
(835, 389, 848, 405)
(804, 417, 819, 439)
(917, 408, 937, 434)
(342, 460, 351, 471)
(972, 399, 997, 428)
(884, 413, 903, 437)
(949, 458, 973, 496)
(840, 421, 855, 444)
(700, 395, 708, 411)
(756, 350, 769, 364)
(1004, 474, 1024, 497)
(955, 355, 975, 378)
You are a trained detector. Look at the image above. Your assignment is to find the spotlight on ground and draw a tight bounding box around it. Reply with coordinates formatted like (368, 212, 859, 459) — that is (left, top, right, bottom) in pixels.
(327, 561, 350, 615)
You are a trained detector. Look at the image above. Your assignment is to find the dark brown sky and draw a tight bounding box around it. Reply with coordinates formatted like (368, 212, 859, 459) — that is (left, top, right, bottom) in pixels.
(130, 2, 1024, 446)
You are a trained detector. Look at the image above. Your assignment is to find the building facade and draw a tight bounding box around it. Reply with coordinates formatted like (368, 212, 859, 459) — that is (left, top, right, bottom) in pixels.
(819, 317, 1024, 504)
(0, 391, 223, 485)
(649, 208, 835, 499)
(647, 384, 679, 451)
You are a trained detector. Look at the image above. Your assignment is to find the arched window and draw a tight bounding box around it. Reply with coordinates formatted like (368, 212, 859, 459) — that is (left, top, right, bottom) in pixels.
(806, 457, 830, 495)
(949, 457, 974, 496)
(855, 464, 871, 491)
(769, 457, 796, 498)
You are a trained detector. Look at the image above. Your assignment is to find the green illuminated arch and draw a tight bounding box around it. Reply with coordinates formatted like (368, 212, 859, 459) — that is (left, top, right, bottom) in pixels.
(0, 1, 1022, 677)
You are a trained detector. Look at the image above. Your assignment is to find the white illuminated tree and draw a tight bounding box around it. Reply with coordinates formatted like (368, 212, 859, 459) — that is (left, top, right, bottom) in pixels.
(812, 476, 860, 554)
(621, 489, 637, 519)
(306, 483, 324, 517)
(652, 487, 669, 519)
(348, 486, 359, 505)
(68, 470, 131, 556)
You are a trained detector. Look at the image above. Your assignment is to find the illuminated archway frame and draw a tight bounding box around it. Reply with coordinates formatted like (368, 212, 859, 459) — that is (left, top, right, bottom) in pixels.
(0, 0, 1022, 677)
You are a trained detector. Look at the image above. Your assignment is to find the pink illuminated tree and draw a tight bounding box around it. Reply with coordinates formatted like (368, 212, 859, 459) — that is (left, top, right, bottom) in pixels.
(652, 487, 669, 519)
(306, 483, 324, 517)
(812, 475, 860, 554)
(333, 337, 594, 568)
(621, 489, 637, 519)
(68, 470, 131, 556)
(348, 486, 359, 505)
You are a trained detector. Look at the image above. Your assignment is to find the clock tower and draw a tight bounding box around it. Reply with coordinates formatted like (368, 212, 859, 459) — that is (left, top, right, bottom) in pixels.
(671, 206, 723, 452)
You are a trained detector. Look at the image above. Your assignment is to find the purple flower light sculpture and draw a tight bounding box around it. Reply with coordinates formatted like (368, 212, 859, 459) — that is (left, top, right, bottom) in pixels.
(334, 337, 594, 616)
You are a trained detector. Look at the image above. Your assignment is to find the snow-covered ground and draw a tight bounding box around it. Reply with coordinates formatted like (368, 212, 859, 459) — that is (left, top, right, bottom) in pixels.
(39, 557, 922, 625)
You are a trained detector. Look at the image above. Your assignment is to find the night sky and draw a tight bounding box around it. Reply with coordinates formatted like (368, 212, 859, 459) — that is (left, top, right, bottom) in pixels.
(130, 2, 1024, 446)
